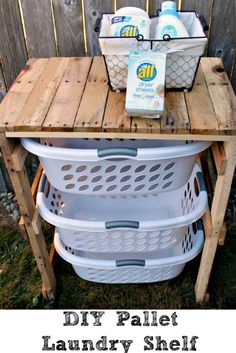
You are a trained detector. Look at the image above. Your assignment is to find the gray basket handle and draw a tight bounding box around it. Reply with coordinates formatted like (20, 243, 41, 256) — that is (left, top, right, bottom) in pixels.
(38, 172, 51, 198)
(98, 148, 137, 158)
(105, 221, 139, 229)
(196, 171, 206, 192)
(116, 259, 145, 267)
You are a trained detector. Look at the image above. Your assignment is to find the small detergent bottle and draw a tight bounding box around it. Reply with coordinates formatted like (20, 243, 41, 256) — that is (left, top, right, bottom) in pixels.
(155, 1, 189, 39)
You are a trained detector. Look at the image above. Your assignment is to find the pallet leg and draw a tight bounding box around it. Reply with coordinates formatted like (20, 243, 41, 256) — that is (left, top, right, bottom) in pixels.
(195, 140, 236, 303)
(0, 134, 56, 300)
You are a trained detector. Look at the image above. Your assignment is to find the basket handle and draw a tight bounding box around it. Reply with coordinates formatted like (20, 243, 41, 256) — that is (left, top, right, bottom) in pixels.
(116, 259, 145, 267)
(38, 173, 50, 198)
(105, 220, 139, 229)
(196, 171, 206, 192)
(98, 147, 137, 158)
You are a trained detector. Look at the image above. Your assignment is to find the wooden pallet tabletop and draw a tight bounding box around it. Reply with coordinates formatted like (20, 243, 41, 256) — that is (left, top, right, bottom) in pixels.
(0, 56, 235, 140)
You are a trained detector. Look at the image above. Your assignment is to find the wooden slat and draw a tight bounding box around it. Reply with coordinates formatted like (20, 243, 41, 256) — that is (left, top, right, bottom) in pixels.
(74, 57, 108, 132)
(211, 142, 226, 175)
(0, 62, 7, 102)
(0, 134, 56, 300)
(196, 140, 236, 302)
(116, 0, 146, 10)
(131, 116, 161, 134)
(181, 0, 213, 25)
(19, 164, 43, 240)
(0, 0, 27, 88)
(0, 59, 49, 131)
(15, 57, 70, 131)
(11, 144, 28, 171)
(84, 0, 114, 56)
(185, 63, 219, 134)
(52, 0, 85, 56)
(218, 222, 227, 246)
(201, 57, 236, 132)
(43, 57, 92, 131)
(149, 0, 164, 15)
(208, 0, 235, 77)
(160, 92, 190, 134)
(103, 91, 131, 132)
(21, 0, 56, 57)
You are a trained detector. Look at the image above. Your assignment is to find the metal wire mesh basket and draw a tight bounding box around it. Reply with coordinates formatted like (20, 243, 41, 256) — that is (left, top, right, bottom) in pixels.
(98, 11, 208, 91)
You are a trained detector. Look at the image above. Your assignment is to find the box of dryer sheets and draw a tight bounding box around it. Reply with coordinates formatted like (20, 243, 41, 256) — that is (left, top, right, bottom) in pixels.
(126, 51, 166, 118)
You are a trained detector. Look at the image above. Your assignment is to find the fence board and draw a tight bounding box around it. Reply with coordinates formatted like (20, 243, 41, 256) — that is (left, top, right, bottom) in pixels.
(116, 0, 146, 11)
(21, 0, 56, 57)
(149, 1, 181, 15)
(181, 0, 213, 24)
(52, 0, 85, 56)
(84, 0, 114, 56)
(0, 0, 27, 88)
(0, 63, 6, 102)
(208, 0, 235, 78)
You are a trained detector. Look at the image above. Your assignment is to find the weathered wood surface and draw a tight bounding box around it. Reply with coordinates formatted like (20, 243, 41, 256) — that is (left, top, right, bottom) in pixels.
(84, 0, 114, 56)
(0, 63, 6, 102)
(52, 0, 85, 56)
(21, 0, 57, 57)
(181, 0, 213, 24)
(116, 0, 146, 11)
(149, 0, 169, 15)
(208, 0, 236, 83)
(0, 0, 27, 88)
(0, 57, 235, 137)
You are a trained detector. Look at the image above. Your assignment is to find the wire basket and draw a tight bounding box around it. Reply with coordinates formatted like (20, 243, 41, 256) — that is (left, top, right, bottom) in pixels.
(22, 138, 211, 195)
(54, 221, 204, 283)
(37, 164, 207, 254)
(98, 11, 208, 91)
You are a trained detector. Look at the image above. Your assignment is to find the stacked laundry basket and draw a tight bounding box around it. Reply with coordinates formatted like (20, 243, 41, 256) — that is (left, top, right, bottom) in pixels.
(21, 138, 210, 283)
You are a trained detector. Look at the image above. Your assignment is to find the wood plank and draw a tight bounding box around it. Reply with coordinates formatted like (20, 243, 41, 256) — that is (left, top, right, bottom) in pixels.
(0, 59, 49, 131)
(149, 1, 164, 15)
(52, 0, 85, 56)
(18, 216, 28, 241)
(74, 57, 108, 132)
(201, 57, 236, 132)
(116, 0, 146, 11)
(218, 222, 227, 246)
(0, 134, 56, 300)
(131, 116, 161, 134)
(15, 57, 70, 131)
(230, 51, 236, 93)
(208, 0, 235, 78)
(84, 0, 114, 56)
(181, 0, 213, 25)
(185, 63, 219, 134)
(0, 0, 27, 88)
(21, 0, 56, 57)
(211, 142, 226, 175)
(0, 61, 7, 102)
(160, 92, 190, 134)
(103, 91, 131, 132)
(43, 57, 92, 131)
(11, 143, 28, 171)
(195, 140, 236, 302)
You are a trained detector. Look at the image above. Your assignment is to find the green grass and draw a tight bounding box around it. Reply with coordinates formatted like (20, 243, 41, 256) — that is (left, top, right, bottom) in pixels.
(0, 219, 235, 309)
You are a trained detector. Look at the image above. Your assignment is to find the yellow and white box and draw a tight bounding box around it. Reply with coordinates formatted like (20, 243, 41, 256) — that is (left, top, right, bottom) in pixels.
(126, 51, 166, 117)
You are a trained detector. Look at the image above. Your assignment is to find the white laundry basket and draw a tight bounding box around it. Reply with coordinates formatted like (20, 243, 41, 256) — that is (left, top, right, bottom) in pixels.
(54, 221, 204, 283)
(22, 138, 211, 195)
(98, 12, 208, 91)
(37, 164, 207, 254)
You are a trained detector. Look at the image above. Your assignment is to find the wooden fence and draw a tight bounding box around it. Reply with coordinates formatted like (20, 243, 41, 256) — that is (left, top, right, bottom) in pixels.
(0, 0, 235, 95)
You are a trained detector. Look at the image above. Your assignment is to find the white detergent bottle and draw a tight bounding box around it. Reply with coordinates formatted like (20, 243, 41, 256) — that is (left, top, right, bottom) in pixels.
(155, 1, 189, 39)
